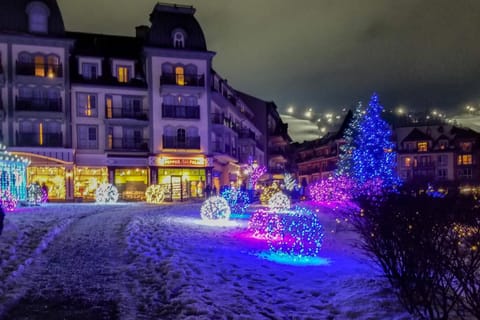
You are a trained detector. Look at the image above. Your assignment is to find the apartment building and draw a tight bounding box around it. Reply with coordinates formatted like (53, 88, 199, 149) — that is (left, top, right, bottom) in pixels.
(0, 1, 287, 201)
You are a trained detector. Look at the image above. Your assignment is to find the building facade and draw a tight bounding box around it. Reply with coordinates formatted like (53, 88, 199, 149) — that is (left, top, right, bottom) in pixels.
(0, 1, 285, 201)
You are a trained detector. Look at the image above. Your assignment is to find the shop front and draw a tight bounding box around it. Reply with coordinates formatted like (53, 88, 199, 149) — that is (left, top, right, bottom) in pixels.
(113, 167, 148, 201)
(74, 167, 108, 201)
(27, 166, 66, 201)
(149, 156, 210, 201)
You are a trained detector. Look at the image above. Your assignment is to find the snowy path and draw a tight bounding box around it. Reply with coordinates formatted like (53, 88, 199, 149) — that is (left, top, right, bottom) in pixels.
(1, 204, 142, 320)
(0, 202, 410, 319)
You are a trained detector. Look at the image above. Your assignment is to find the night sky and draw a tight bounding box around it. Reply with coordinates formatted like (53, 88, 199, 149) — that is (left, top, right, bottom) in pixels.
(58, 0, 480, 141)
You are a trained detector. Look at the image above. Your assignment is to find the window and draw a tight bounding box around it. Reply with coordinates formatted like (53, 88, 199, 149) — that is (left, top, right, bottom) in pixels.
(34, 55, 45, 77)
(173, 31, 185, 48)
(402, 157, 411, 167)
(177, 128, 186, 143)
(123, 96, 142, 113)
(105, 95, 113, 119)
(46, 55, 59, 78)
(77, 125, 98, 149)
(457, 154, 473, 165)
(82, 63, 98, 79)
(460, 142, 472, 152)
(26, 2, 49, 34)
(175, 66, 185, 86)
(116, 66, 130, 83)
(437, 155, 448, 166)
(107, 127, 113, 149)
(77, 93, 97, 117)
(417, 141, 428, 152)
(437, 169, 447, 180)
(438, 140, 448, 150)
(458, 168, 473, 179)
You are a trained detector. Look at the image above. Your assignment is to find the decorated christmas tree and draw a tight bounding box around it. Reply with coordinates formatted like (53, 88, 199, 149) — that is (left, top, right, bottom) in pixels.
(336, 93, 401, 194)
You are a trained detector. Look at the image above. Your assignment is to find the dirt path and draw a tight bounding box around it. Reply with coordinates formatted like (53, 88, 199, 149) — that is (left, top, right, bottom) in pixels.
(1, 205, 138, 320)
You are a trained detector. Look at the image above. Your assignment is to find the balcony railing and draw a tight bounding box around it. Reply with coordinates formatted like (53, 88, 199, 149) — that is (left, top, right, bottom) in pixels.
(163, 135, 200, 149)
(105, 107, 148, 121)
(16, 97, 62, 112)
(160, 73, 205, 87)
(212, 141, 237, 158)
(211, 113, 240, 132)
(16, 132, 63, 147)
(15, 62, 63, 78)
(107, 138, 149, 151)
(162, 104, 200, 119)
(238, 129, 256, 140)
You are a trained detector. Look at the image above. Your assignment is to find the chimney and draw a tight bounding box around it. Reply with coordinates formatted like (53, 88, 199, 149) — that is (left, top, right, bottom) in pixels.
(135, 25, 150, 40)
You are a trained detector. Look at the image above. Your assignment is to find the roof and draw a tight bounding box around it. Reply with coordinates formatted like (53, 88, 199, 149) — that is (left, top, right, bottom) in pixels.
(0, 0, 65, 36)
(146, 3, 207, 51)
(401, 128, 432, 143)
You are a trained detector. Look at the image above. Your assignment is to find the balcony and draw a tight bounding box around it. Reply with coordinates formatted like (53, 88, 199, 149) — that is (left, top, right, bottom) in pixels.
(16, 62, 63, 78)
(107, 138, 149, 151)
(16, 132, 63, 147)
(163, 135, 200, 149)
(238, 129, 256, 140)
(212, 141, 237, 159)
(16, 97, 62, 112)
(160, 73, 205, 87)
(162, 104, 200, 119)
(211, 113, 240, 132)
(105, 107, 148, 121)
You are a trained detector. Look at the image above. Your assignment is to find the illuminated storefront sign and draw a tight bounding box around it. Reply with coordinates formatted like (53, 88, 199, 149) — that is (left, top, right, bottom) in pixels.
(152, 157, 206, 167)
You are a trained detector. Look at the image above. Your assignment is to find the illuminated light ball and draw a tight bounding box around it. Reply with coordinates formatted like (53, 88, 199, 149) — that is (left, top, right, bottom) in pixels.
(200, 196, 231, 221)
(268, 206, 324, 257)
(260, 183, 281, 205)
(268, 192, 291, 211)
(95, 183, 119, 204)
(248, 209, 284, 240)
(1, 190, 18, 212)
(221, 187, 250, 214)
(27, 183, 43, 205)
(145, 184, 165, 204)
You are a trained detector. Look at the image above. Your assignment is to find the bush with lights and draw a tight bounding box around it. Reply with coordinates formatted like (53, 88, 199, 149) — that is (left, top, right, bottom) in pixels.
(268, 206, 324, 258)
(248, 209, 284, 240)
(1, 190, 18, 212)
(95, 183, 119, 204)
(27, 183, 43, 205)
(307, 176, 354, 203)
(260, 183, 281, 205)
(200, 196, 231, 222)
(268, 192, 291, 211)
(145, 184, 165, 204)
(221, 187, 250, 215)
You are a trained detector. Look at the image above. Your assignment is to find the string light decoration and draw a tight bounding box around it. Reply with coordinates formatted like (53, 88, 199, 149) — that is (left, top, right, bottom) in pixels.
(307, 176, 354, 203)
(95, 183, 119, 204)
(283, 173, 296, 192)
(248, 209, 283, 240)
(1, 190, 18, 212)
(244, 160, 267, 190)
(0, 144, 30, 201)
(335, 93, 401, 197)
(200, 196, 231, 222)
(260, 183, 281, 205)
(451, 223, 480, 251)
(268, 206, 324, 258)
(426, 184, 447, 198)
(145, 184, 165, 204)
(27, 183, 43, 205)
(268, 192, 291, 211)
(220, 187, 250, 214)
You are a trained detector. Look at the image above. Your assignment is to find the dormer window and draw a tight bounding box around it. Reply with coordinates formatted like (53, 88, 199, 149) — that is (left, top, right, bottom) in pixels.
(172, 29, 186, 48)
(417, 141, 428, 152)
(26, 2, 50, 34)
(112, 60, 134, 84)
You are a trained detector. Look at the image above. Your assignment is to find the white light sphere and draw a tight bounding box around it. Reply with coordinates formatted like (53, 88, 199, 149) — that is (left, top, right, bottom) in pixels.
(145, 185, 165, 204)
(268, 192, 291, 211)
(200, 196, 231, 221)
(95, 183, 119, 204)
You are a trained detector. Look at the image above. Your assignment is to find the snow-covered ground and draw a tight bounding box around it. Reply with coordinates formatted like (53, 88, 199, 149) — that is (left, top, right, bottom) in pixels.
(0, 201, 410, 319)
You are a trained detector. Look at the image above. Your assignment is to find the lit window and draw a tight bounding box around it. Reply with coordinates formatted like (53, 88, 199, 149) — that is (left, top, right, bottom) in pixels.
(106, 95, 113, 118)
(175, 66, 185, 86)
(417, 142, 428, 152)
(117, 66, 129, 83)
(457, 154, 473, 165)
(47, 55, 59, 78)
(34, 55, 45, 77)
(403, 157, 411, 167)
(107, 128, 113, 149)
(77, 93, 97, 117)
(39, 122, 43, 145)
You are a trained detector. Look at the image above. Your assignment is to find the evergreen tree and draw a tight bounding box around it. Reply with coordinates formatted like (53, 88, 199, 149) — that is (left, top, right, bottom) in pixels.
(335, 101, 363, 179)
(336, 93, 401, 193)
